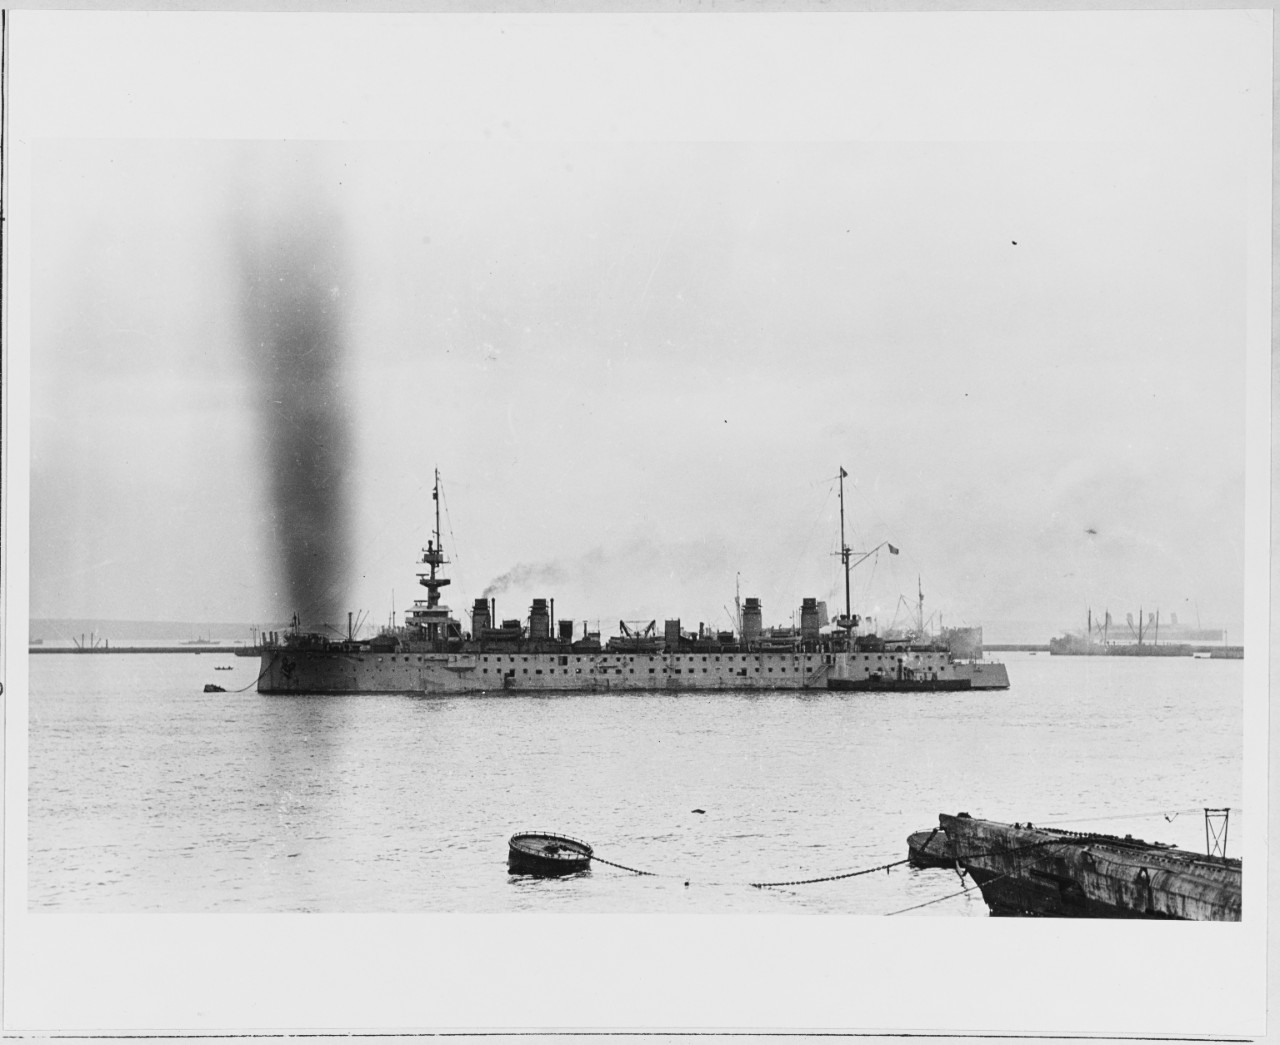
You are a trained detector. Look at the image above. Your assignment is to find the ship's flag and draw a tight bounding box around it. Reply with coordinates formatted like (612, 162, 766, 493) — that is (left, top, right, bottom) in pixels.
(888, 543, 900, 555)
(839, 467, 848, 478)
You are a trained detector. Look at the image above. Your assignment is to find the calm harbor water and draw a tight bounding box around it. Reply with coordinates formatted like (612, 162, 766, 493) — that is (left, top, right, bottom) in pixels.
(27, 651, 1242, 914)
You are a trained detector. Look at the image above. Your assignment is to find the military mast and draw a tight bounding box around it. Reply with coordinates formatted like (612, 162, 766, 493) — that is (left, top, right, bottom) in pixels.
(405, 468, 457, 644)
(837, 467, 857, 636)
(418, 469, 450, 611)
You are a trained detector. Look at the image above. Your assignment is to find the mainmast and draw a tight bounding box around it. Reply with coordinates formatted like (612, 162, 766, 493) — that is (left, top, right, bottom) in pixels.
(735, 572, 742, 637)
(838, 466, 854, 631)
(418, 468, 451, 609)
(918, 575, 925, 637)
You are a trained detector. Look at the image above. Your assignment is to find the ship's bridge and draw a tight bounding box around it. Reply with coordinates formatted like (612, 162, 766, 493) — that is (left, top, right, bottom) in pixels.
(406, 604, 461, 643)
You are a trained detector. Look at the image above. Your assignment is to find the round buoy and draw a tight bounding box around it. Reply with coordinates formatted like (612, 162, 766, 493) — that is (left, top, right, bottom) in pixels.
(507, 831, 593, 877)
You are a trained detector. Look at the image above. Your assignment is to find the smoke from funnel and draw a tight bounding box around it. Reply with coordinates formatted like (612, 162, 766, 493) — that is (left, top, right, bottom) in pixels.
(482, 561, 568, 599)
(236, 167, 353, 630)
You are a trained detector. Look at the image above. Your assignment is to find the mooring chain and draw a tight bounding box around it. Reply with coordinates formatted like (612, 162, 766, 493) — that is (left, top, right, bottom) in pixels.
(591, 851, 912, 888)
(590, 835, 1062, 891)
(749, 857, 910, 888)
(232, 658, 275, 693)
(590, 854, 660, 877)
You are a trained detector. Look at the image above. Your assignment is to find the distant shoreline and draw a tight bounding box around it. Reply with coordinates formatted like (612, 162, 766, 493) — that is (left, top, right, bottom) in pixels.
(28, 618, 285, 645)
(29, 645, 252, 655)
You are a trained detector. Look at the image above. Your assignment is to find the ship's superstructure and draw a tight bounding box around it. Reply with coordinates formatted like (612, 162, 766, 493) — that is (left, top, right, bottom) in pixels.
(257, 469, 1009, 695)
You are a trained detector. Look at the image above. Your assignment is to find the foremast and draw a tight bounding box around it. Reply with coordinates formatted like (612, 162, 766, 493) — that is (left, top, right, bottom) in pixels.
(418, 468, 450, 609)
(406, 469, 460, 645)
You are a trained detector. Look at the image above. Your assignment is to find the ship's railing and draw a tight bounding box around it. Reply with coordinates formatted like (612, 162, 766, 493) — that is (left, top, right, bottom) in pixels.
(509, 829, 594, 852)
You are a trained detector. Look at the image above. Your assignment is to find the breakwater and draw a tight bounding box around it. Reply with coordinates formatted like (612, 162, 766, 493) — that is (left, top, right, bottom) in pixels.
(29, 646, 248, 655)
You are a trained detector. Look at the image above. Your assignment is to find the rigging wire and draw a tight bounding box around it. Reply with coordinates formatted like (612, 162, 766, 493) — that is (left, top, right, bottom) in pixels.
(589, 836, 1062, 892)
(884, 872, 1007, 916)
(771, 481, 836, 624)
(284, 469, 465, 635)
(1036, 806, 1242, 827)
(595, 845, 1010, 917)
(843, 473, 955, 628)
(437, 478, 468, 606)
(292, 471, 444, 631)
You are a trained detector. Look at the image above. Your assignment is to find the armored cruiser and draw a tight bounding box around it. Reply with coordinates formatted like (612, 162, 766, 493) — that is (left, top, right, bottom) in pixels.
(256, 469, 1010, 695)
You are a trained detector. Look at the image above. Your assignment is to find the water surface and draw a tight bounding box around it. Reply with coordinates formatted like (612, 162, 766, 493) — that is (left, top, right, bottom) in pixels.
(27, 651, 1242, 914)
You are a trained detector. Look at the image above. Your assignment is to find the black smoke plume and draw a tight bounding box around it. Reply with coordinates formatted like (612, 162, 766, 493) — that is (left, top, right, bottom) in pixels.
(237, 192, 353, 630)
(482, 561, 568, 599)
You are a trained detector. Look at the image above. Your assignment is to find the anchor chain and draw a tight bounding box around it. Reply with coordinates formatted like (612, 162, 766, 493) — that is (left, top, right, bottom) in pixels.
(590, 854, 660, 877)
(588, 836, 1060, 890)
(749, 857, 910, 888)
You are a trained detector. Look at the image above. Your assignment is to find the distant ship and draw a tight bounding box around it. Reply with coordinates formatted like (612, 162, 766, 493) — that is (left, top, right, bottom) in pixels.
(256, 469, 1010, 695)
(1049, 609, 1195, 657)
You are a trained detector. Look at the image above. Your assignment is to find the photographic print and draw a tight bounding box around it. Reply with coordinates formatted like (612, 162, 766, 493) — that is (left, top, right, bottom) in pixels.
(4, 8, 1270, 1038)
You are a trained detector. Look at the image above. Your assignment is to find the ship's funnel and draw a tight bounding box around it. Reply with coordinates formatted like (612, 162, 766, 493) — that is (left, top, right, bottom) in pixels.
(800, 598, 820, 641)
(472, 598, 491, 639)
(529, 599, 551, 640)
(742, 598, 763, 643)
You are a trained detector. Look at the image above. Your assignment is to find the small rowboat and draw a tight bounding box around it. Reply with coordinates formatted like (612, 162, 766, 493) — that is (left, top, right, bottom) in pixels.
(507, 831, 593, 876)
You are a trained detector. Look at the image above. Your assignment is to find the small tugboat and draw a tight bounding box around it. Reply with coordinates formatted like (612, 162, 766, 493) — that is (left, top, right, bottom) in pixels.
(507, 831, 593, 876)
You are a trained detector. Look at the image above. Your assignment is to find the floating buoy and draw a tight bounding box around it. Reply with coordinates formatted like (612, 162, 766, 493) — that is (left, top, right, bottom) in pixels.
(692, 808, 706, 814)
(203, 684, 226, 693)
(507, 831, 593, 876)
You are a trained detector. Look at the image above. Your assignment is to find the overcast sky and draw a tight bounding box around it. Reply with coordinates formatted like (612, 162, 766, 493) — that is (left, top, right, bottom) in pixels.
(22, 13, 1266, 644)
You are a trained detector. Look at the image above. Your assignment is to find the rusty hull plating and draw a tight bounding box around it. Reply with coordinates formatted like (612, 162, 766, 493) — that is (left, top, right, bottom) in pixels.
(938, 813, 1241, 920)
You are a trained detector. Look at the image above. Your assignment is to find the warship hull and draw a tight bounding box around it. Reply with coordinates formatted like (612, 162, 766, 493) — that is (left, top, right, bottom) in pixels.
(258, 646, 1010, 694)
(907, 828, 955, 869)
(939, 813, 1241, 920)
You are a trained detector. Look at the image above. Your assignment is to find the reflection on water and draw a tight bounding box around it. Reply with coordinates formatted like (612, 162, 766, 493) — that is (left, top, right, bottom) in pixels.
(28, 652, 1242, 914)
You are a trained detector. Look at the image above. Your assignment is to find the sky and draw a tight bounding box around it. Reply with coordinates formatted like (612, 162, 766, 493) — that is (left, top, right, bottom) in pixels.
(22, 13, 1264, 645)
